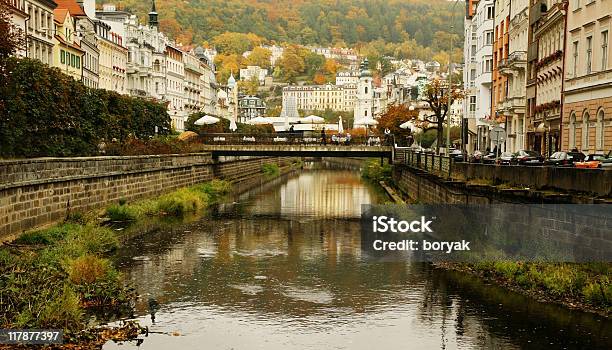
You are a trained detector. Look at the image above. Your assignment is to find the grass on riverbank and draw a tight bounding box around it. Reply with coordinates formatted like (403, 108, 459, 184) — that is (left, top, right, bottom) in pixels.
(261, 163, 280, 178)
(106, 179, 231, 221)
(361, 159, 392, 183)
(450, 261, 611, 314)
(0, 179, 231, 341)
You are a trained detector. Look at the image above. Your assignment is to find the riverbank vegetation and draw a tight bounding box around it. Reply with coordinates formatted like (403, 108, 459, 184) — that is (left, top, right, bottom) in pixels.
(441, 262, 611, 315)
(361, 159, 392, 183)
(261, 163, 281, 178)
(106, 179, 231, 221)
(0, 179, 231, 344)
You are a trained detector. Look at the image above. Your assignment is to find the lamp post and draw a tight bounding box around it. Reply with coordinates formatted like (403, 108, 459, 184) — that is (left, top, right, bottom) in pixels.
(446, 0, 461, 155)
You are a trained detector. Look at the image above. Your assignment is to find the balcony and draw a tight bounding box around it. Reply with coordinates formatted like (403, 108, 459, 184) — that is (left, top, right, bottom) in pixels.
(499, 96, 526, 115)
(499, 51, 527, 76)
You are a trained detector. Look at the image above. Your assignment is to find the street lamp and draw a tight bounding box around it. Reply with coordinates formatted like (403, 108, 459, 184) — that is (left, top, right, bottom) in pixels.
(446, 0, 461, 155)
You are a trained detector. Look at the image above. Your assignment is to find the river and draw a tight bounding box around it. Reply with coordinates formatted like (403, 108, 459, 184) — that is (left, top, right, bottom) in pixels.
(105, 166, 612, 349)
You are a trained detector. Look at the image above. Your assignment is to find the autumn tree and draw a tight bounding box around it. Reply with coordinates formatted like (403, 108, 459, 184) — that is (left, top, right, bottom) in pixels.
(423, 78, 464, 153)
(277, 45, 306, 83)
(246, 47, 272, 68)
(238, 76, 259, 95)
(212, 32, 263, 55)
(0, 0, 25, 60)
(214, 54, 245, 83)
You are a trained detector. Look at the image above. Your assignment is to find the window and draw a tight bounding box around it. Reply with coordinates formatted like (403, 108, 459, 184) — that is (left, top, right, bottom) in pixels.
(365, 86, 368, 94)
(469, 96, 476, 113)
(582, 111, 590, 150)
(602, 31, 608, 70)
(586, 36, 592, 74)
(596, 109, 605, 150)
(569, 112, 576, 149)
(76, 56, 80, 69)
(572, 41, 579, 76)
(60, 50, 65, 64)
(485, 31, 493, 45)
(486, 6, 494, 20)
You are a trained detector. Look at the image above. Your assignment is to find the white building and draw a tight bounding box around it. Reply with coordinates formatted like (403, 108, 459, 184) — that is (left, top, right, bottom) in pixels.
(282, 84, 355, 112)
(165, 44, 186, 131)
(94, 19, 127, 94)
(238, 95, 266, 123)
(7, 0, 28, 57)
(354, 58, 374, 125)
(262, 45, 283, 66)
(335, 71, 359, 86)
(473, 0, 495, 151)
(239, 65, 267, 85)
(183, 49, 202, 117)
(194, 46, 217, 116)
(25, 0, 57, 65)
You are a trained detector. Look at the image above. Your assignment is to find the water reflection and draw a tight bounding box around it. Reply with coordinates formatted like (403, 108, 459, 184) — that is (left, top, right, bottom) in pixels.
(106, 169, 611, 350)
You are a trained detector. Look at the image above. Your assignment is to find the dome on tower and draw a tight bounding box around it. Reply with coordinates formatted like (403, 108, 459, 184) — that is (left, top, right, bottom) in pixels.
(227, 72, 236, 88)
(360, 58, 372, 78)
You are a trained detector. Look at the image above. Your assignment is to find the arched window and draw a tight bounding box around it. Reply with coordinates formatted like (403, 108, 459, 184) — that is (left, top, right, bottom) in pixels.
(569, 112, 576, 149)
(365, 86, 368, 94)
(596, 109, 605, 151)
(582, 111, 590, 151)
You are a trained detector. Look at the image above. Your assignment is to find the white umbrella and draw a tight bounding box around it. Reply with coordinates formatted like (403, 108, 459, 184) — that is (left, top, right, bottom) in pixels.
(195, 115, 220, 125)
(358, 116, 378, 126)
(399, 120, 414, 130)
(338, 116, 344, 134)
(248, 116, 274, 125)
(302, 115, 325, 123)
(229, 119, 238, 132)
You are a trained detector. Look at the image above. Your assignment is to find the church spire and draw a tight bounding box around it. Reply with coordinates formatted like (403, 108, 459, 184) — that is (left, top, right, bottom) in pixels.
(149, 0, 159, 28)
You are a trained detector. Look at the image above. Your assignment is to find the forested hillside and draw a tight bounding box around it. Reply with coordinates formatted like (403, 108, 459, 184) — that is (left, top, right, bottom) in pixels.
(109, 0, 463, 51)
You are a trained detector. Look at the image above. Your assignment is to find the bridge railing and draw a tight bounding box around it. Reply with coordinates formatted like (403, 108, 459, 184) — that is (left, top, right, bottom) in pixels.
(394, 148, 452, 178)
(197, 133, 393, 146)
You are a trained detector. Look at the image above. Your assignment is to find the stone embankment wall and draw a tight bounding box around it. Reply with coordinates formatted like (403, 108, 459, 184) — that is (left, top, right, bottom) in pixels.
(393, 165, 610, 204)
(0, 154, 292, 239)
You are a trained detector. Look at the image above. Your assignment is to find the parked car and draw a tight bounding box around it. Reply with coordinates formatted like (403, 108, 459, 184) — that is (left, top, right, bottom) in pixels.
(496, 152, 515, 165)
(449, 149, 465, 162)
(514, 150, 544, 165)
(566, 151, 586, 163)
(575, 154, 607, 169)
(544, 151, 576, 167)
(603, 150, 612, 168)
(469, 150, 484, 163)
(482, 152, 497, 164)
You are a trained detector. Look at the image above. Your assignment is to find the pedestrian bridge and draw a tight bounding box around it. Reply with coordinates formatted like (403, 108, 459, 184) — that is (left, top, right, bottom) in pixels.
(196, 133, 393, 158)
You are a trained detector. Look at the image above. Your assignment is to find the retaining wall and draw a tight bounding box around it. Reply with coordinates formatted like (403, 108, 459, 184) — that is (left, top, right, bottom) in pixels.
(0, 154, 292, 239)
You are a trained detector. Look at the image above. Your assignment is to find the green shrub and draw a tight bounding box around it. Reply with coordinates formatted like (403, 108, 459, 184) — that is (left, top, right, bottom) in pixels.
(261, 163, 280, 177)
(14, 224, 77, 245)
(106, 204, 138, 222)
(157, 189, 204, 216)
(361, 159, 392, 182)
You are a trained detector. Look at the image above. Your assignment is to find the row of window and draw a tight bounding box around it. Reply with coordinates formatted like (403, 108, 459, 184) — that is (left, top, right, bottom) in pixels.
(60, 50, 80, 69)
(568, 109, 606, 150)
(571, 30, 608, 76)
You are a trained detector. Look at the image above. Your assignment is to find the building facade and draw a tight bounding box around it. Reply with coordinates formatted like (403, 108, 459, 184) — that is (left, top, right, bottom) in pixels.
(354, 59, 374, 125)
(7, 0, 28, 57)
(282, 84, 355, 112)
(474, 0, 495, 150)
(183, 50, 202, 116)
(335, 71, 359, 86)
(562, 0, 612, 153)
(52, 8, 84, 81)
(95, 20, 127, 94)
(25, 0, 57, 65)
(165, 44, 185, 130)
(238, 95, 266, 123)
(527, 0, 566, 156)
(499, 0, 529, 152)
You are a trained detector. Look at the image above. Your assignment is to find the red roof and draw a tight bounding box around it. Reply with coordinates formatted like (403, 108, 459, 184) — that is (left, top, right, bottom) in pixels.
(53, 9, 69, 24)
(54, 0, 86, 16)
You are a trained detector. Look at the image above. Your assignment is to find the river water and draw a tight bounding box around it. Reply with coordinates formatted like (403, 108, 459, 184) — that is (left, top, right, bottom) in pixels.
(105, 167, 611, 349)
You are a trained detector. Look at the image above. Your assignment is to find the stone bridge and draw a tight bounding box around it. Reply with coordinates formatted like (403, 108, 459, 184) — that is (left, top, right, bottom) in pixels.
(197, 144, 393, 159)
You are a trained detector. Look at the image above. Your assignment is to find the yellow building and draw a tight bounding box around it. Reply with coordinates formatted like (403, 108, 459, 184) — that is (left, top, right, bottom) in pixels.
(52, 8, 84, 81)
